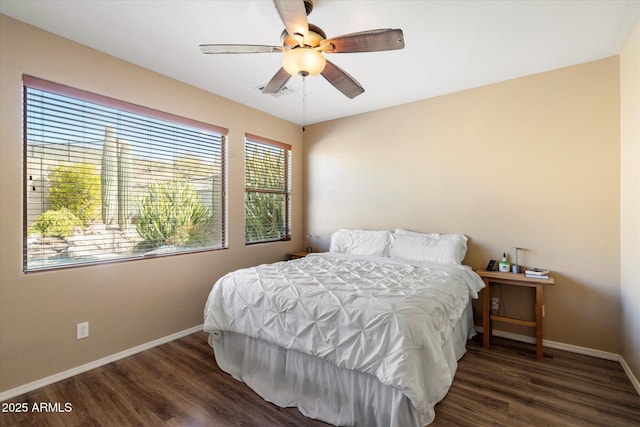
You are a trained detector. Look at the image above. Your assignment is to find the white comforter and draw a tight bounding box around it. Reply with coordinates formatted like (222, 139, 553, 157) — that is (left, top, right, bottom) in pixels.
(203, 253, 484, 422)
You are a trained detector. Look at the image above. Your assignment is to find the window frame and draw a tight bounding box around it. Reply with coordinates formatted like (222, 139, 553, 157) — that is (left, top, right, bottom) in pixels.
(23, 75, 228, 272)
(244, 133, 292, 245)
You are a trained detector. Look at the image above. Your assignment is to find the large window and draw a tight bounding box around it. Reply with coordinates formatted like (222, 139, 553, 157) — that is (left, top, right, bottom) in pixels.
(24, 76, 226, 272)
(244, 134, 291, 244)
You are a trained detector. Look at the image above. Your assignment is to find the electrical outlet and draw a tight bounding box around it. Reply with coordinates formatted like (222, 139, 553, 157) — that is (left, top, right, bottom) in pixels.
(77, 322, 89, 340)
(491, 297, 500, 311)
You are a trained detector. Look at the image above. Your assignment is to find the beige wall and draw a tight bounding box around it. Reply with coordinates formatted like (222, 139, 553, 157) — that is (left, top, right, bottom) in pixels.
(620, 21, 640, 382)
(304, 57, 621, 353)
(0, 15, 304, 393)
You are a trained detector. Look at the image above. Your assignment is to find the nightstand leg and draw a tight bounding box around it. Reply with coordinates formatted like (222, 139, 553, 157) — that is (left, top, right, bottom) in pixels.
(483, 279, 490, 348)
(535, 284, 543, 361)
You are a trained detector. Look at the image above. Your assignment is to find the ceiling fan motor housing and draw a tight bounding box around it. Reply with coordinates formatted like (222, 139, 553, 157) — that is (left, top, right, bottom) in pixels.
(280, 23, 326, 49)
(304, 0, 314, 16)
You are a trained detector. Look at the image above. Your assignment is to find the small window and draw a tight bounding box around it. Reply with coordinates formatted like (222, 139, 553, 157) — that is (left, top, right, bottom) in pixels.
(24, 76, 227, 272)
(244, 134, 291, 244)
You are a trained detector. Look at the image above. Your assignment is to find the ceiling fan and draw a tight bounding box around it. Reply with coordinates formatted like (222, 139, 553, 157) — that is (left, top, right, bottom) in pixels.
(200, 0, 405, 99)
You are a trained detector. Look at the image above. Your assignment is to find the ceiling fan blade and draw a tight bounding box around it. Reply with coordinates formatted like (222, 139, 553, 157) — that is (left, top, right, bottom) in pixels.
(322, 29, 405, 53)
(321, 60, 364, 99)
(262, 67, 292, 94)
(273, 0, 309, 45)
(200, 44, 283, 54)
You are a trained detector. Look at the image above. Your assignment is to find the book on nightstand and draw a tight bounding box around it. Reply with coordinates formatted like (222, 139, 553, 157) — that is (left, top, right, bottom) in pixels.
(524, 268, 550, 279)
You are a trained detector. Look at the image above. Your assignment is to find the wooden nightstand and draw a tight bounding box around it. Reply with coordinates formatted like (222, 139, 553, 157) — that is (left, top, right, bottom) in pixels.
(287, 251, 309, 260)
(476, 269, 555, 361)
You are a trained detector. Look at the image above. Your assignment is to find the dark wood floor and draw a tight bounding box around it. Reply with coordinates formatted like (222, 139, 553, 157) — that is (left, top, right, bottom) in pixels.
(1, 332, 638, 426)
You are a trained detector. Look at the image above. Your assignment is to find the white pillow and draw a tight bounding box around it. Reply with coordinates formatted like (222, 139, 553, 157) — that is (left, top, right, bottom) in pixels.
(391, 229, 468, 264)
(329, 229, 393, 257)
(395, 228, 468, 242)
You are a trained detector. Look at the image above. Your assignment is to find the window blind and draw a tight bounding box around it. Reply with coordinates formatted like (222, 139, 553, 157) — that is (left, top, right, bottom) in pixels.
(24, 75, 227, 272)
(244, 134, 291, 244)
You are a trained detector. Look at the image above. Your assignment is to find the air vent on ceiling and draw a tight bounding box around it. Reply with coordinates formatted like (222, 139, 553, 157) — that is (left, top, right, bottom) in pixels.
(256, 85, 295, 98)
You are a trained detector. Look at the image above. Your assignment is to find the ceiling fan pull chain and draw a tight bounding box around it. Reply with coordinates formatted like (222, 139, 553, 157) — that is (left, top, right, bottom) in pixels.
(302, 75, 307, 132)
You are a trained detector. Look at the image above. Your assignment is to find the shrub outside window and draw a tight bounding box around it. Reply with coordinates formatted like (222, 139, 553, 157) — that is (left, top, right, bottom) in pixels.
(244, 134, 291, 244)
(24, 76, 227, 272)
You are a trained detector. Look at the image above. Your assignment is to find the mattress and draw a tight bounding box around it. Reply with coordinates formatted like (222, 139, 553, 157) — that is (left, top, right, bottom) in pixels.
(210, 301, 474, 426)
(204, 252, 484, 426)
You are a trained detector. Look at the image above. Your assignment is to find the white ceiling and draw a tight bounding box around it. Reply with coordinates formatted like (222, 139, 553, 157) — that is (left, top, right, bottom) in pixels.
(2, 0, 639, 125)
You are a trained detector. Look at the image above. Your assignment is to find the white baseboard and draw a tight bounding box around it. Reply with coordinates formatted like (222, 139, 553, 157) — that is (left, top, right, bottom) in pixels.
(619, 355, 640, 396)
(475, 326, 537, 345)
(0, 324, 204, 402)
(475, 326, 639, 396)
(3, 325, 637, 401)
(543, 338, 619, 361)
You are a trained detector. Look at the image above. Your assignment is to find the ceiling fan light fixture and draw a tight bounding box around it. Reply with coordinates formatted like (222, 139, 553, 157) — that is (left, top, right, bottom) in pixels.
(282, 48, 326, 77)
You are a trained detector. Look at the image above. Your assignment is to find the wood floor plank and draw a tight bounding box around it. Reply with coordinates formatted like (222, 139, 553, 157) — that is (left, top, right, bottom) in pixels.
(1, 332, 638, 426)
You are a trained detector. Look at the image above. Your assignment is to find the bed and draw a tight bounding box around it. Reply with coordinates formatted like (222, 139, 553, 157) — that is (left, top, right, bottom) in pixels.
(203, 229, 485, 426)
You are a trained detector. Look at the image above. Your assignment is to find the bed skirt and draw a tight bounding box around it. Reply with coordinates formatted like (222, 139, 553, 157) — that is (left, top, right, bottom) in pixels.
(209, 302, 474, 427)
